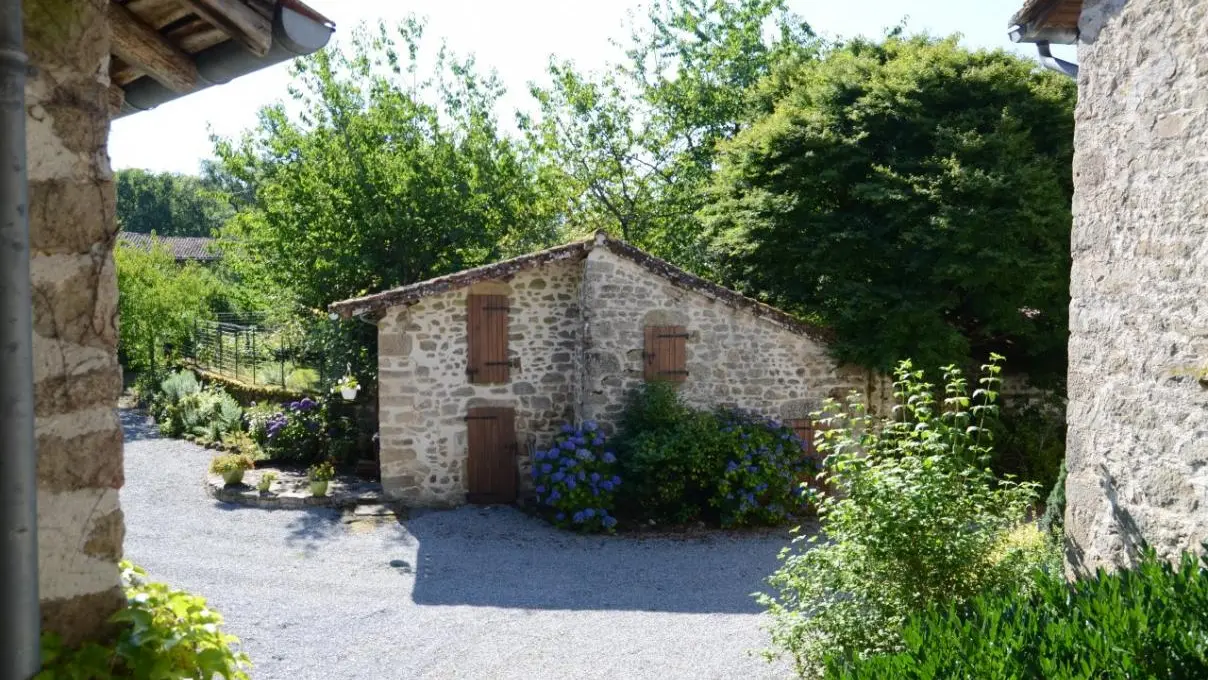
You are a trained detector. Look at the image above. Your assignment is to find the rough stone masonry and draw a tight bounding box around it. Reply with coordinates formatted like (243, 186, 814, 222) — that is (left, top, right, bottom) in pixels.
(1065, 0, 1208, 571)
(25, 0, 126, 644)
(365, 235, 881, 506)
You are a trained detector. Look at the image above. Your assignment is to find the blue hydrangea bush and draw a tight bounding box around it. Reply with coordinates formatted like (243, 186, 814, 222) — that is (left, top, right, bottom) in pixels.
(713, 409, 820, 527)
(532, 421, 622, 532)
(261, 397, 326, 463)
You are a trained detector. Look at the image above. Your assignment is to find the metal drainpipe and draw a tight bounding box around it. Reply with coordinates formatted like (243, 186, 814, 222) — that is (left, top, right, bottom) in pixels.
(1036, 41, 1079, 79)
(0, 0, 41, 676)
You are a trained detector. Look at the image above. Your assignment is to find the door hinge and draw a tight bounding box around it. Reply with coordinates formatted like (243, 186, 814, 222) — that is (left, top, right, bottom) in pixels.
(658, 333, 690, 339)
(658, 370, 689, 376)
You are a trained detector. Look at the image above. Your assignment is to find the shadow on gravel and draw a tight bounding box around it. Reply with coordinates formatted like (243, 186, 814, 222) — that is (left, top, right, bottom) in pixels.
(120, 408, 161, 442)
(213, 503, 347, 556)
(407, 506, 787, 614)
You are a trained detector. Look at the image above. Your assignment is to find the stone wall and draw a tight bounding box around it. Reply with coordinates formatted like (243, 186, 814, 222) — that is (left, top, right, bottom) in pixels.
(1066, 0, 1208, 571)
(579, 248, 873, 431)
(376, 259, 583, 505)
(25, 0, 125, 644)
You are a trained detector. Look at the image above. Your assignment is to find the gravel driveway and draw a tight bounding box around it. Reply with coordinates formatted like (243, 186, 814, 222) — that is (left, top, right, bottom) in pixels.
(120, 408, 795, 680)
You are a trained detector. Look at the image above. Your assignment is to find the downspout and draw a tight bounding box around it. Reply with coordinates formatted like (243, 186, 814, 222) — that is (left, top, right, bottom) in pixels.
(0, 0, 40, 677)
(1036, 41, 1079, 79)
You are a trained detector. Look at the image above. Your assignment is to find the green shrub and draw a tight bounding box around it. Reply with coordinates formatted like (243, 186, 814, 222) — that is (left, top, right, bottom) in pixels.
(989, 397, 1066, 492)
(263, 398, 327, 463)
(532, 421, 621, 532)
(1040, 459, 1068, 537)
(759, 357, 1044, 677)
(244, 402, 280, 446)
(614, 383, 732, 524)
(825, 546, 1208, 679)
(712, 409, 818, 527)
(37, 561, 250, 680)
(613, 382, 819, 526)
(209, 452, 256, 475)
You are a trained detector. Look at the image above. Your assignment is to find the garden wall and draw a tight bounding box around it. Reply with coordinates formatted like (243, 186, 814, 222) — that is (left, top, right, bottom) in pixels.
(375, 259, 584, 505)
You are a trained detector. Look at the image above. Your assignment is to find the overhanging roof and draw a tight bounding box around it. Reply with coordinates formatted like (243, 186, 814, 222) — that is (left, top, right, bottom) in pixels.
(110, 0, 335, 117)
(1009, 0, 1083, 43)
(329, 232, 834, 343)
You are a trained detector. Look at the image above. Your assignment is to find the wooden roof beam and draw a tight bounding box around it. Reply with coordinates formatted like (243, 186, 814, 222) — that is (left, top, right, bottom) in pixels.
(108, 2, 200, 93)
(179, 0, 273, 57)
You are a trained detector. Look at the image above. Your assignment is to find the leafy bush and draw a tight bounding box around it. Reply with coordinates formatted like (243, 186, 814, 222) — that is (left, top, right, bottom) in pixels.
(825, 546, 1208, 679)
(257, 471, 277, 493)
(713, 409, 818, 527)
(263, 398, 326, 463)
(307, 459, 335, 482)
(759, 357, 1043, 677)
(989, 396, 1067, 491)
(613, 382, 818, 526)
(37, 561, 250, 680)
(532, 421, 621, 532)
(209, 453, 255, 475)
(614, 382, 733, 524)
(220, 431, 263, 460)
(244, 401, 280, 446)
(1040, 459, 1067, 537)
(151, 371, 244, 444)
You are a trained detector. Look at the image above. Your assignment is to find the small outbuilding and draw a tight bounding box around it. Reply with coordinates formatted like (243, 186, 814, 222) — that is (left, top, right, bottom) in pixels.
(330, 232, 883, 506)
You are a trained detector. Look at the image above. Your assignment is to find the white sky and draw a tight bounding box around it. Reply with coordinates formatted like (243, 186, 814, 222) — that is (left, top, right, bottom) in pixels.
(108, 0, 1075, 174)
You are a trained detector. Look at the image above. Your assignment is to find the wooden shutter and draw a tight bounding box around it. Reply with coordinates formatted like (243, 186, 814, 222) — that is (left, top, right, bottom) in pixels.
(788, 419, 816, 457)
(465, 407, 517, 504)
(467, 294, 510, 384)
(643, 325, 688, 382)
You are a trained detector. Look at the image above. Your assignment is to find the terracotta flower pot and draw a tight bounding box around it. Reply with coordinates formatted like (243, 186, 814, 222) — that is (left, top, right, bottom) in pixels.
(222, 469, 245, 486)
(309, 480, 329, 497)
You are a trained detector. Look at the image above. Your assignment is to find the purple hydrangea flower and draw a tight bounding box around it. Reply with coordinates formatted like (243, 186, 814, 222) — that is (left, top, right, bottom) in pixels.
(565, 479, 577, 490)
(541, 464, 552, 473)
(592, 436, 605, 446)
(602, 516, 617, 528)
(583, 420, 598, 432)
(602, 451, 616, 464)
(560, 440, 576, 451)
(556, 512, 566, 521)
(583, 508, 595, 519)
(576, 449, 594, 462)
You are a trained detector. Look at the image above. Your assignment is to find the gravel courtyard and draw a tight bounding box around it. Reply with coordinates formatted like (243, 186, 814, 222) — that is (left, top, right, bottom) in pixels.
(120, 409, 796, 679)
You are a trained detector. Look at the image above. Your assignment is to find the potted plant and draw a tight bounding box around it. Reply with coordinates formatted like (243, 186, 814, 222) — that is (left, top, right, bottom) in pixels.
(256, 471, 277, 494)
(333, 373, 359, 401)
(209, 453, 255, 486)
(307, 459, 335, 497)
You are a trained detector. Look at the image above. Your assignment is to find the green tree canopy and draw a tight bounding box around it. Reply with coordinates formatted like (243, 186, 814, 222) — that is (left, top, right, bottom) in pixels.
(213, 19, 561, 312)
(522, 0, 817, 271)
(116, 168, 233, 237)
(706, 36, 1076, 382)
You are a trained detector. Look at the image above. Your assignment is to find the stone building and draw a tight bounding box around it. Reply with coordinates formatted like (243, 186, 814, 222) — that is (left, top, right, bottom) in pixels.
(330, 233, 879, 506)
(4, 0, 331, 671)
(1010, 0, 1208, 572)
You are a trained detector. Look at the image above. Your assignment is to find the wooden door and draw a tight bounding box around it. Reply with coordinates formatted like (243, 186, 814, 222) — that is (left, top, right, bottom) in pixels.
(465, 407, 517, 504)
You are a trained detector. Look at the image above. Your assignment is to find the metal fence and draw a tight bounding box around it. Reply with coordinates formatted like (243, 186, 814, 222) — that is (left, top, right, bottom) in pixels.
(190, 313, 323, 391)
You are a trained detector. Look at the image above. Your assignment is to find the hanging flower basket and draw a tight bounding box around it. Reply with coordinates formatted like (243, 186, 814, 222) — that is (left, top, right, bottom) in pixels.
(333, 370, 360, 402)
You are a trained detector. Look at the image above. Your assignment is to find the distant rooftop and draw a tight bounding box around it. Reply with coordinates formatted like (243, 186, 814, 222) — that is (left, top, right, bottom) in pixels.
(118, 232, 220, 262)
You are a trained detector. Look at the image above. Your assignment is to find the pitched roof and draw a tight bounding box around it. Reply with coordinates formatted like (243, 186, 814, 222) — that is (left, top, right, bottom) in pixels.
(329, 232, 833, 343)
(118, 232, 221, 262)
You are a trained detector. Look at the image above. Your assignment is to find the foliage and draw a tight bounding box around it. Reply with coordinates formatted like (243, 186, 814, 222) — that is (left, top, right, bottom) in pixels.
(244, 402, 280, 447)
(612, 382, 817, 526)
(712, 409, 817, 527)
(990, 395, 1066, 491)
(37, 561, 249, 680)
(523, 0, 817, 270)
(759, 357, 1043, 676)
(333, 373, 359, 393)
(1040, 459, 1068, 537)
(220, 431, 263, 460)
(263, 398, 326, 463)
(257, 472, 277, 493)
(532, 422, 621, 532)
(116, 168, 234, 238)
(209, 453, 256, 475)
(213, 19, 560, 314)
(116, 241, 229, 373)
(613, 381, 733, 524)
(152, 370, 243, 444)
(706, 35, 1077, 381)
(824, 546, 1208, 679)
(307, 459, 335, 482)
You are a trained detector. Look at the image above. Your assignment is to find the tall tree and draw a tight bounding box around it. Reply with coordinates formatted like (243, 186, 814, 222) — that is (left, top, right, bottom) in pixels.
(116, 168, 233, 237)
(213, 19, 561, 312)
(706, 36, 1076, 382)
(522, 0, 817, 271)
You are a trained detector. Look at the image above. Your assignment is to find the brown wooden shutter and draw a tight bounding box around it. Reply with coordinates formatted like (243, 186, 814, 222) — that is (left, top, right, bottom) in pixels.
(467, 294, 510, 384)
(643, 325, 688, 382)
(465, 407, 517, 504)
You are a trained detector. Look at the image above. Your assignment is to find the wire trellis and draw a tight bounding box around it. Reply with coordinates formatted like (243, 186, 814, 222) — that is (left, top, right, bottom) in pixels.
(190, 314, 324, 391)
